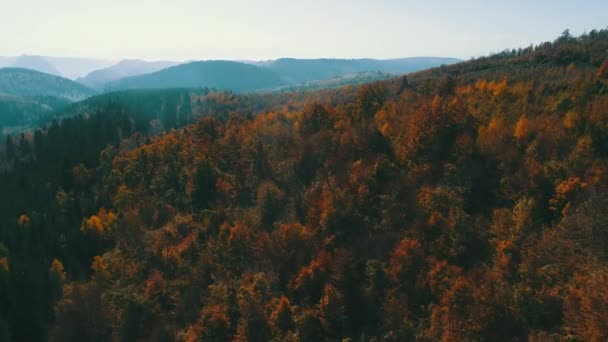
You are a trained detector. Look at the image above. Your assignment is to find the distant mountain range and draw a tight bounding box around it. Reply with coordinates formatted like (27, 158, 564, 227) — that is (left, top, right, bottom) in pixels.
(103, 57, 461, 92)
(0, 55, 114, 79)
(0, 56, 462, 133)
(9, 55, 61, 76)
(0, 55, 462, 91)
(77, 59, 180, 89)
(43, 56, 116, 79)
(0, 54, 463, 87)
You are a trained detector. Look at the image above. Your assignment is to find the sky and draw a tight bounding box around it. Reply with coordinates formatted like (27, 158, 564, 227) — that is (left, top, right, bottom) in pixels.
(0, 0, 607, 61)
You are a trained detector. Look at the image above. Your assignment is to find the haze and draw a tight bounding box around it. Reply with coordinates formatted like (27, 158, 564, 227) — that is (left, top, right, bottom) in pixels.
(1, 0, 607, 61)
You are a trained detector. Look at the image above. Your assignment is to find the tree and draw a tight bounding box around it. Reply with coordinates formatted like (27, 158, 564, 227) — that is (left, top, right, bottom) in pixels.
(386, 238, 424, 287)
(49, 259, 66, 303)
(356, 82, 386, 119)
(271, 297, 294, 334)
(234, 297, 271, 342)
(5, 136, 15, 160)
(299, 103, 331, 135)
(296, 309, 323, 342)
(19, 133, 30, 155)
(50, 283, 112, 342)
(397, 75, 410, 93)
(192, 159, 218, 209)
(185, 305, 231, 342)
(255, 180, 284, 230)
(179, 92, 193, 125)
(317, 284, 344, 337)
(564, 268, 608, 341)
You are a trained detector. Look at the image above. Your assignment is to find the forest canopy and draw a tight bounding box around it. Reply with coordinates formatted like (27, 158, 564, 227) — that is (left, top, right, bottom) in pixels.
(1, 29, 608, 341)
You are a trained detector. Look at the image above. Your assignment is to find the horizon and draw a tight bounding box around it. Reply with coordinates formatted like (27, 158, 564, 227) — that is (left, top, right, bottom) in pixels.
(1, 0, 607, 61)
(0, 54, 465, 64)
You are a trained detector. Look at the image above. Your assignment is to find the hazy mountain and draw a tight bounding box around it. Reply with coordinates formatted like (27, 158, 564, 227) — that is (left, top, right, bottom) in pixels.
(0, 68, 95, 101)
(264, 57, 462, 84)
(77, 59, 180, 89)
(0, 55, 461, 87)
(9, 55, 61, 76)
(0, 55, 114, 79)
(44, 57, 116, 79)
(106, 57, 460, 93)
(0, 57, 12, 68)
(0, 56, 460, 92)
(108, 60, 286, 92)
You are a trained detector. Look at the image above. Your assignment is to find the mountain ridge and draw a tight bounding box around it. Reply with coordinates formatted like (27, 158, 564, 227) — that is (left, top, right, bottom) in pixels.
(77, 59, 180, 89)
(0, 67, 95, 101)
(104, 57, 461, 92)
(107, 60, 287, 92)
(0, 55, 115, 79)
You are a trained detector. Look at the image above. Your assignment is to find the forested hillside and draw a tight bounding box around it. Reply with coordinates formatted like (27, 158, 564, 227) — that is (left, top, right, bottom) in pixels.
(0, 95, 71, 135)
(264, 57, 461, 84)
(0, 67, 97, 135)
(0, 68, 94, 101)
(105, 58, 460, 93)
(0, 68, 95, 134)
(107, 61, 287, 92)
(1, 29, 608, 341)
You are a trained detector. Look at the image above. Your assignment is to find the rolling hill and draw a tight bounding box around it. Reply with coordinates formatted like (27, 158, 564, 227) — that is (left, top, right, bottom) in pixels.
(0, 68, 95, 101)
(263, 57, 462, 84)
(0, 55, 115, 79)
(77, 59, 180, 89)
(274, 71, 395, 92)
(107, 60, 286, 92)
(105, 57, 460, 92)
(0, 94, 71, 134)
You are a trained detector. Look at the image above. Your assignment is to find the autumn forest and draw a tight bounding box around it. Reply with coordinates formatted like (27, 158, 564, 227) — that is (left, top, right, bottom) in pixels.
(1, 29, 608, 341)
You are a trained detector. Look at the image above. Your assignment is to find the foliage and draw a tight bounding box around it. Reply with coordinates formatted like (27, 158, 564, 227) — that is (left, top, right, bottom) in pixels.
(0, 29, 608, 341)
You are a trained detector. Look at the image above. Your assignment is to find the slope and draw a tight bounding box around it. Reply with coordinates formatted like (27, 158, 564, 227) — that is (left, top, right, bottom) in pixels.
(10, 55, 62, 76)
(0, 94, 71, 134)
(0, 68, 95, 101)
(44, 56, 116, 80)
(107, 60, 286, 92)
(77, 59, 180, 89)
(265, 56, 462, 84)
(0, 29, 608, 342)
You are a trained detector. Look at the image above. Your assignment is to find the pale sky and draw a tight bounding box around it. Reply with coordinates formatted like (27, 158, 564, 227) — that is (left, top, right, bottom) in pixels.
(0, 0, 606, 61)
